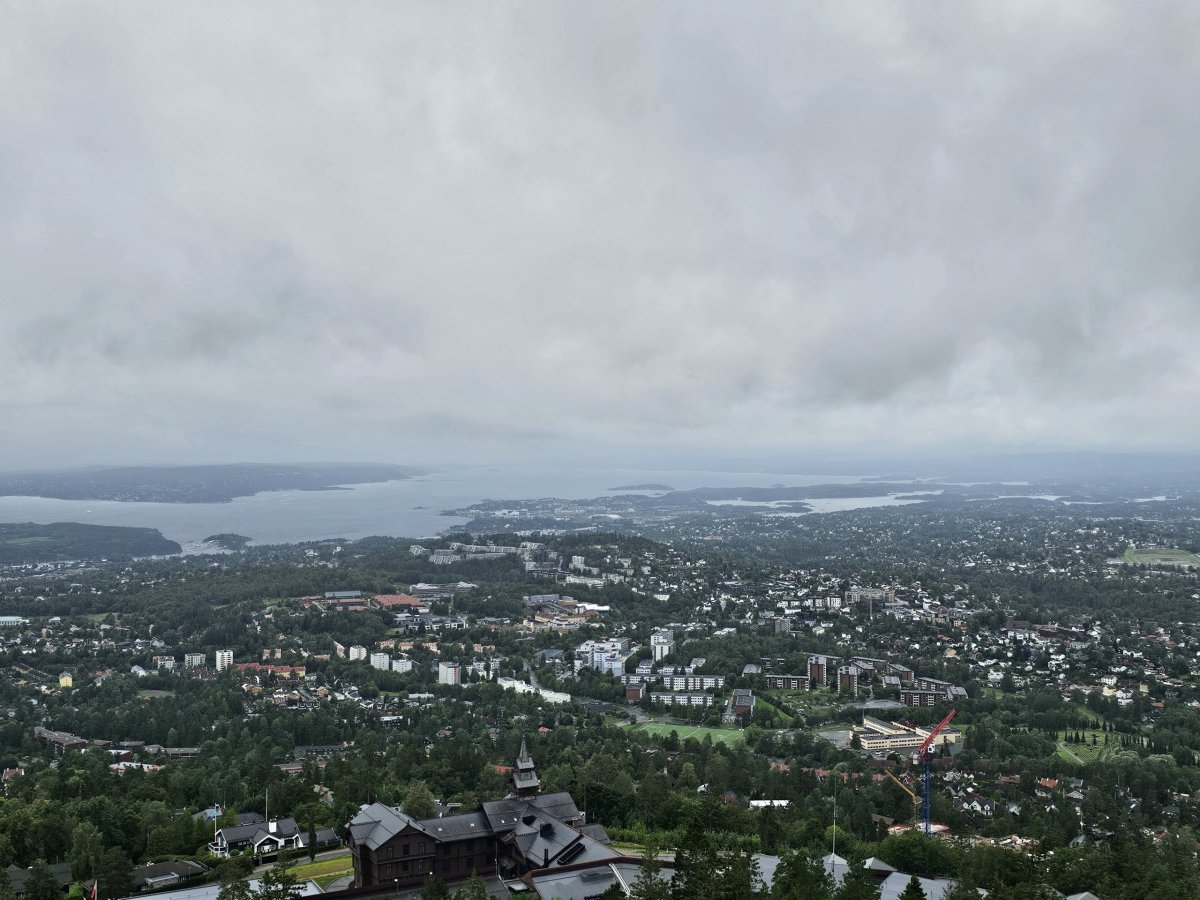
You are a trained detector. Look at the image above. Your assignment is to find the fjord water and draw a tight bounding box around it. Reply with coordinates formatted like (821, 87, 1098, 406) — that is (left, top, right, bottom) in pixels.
(0, 466, 880, 547)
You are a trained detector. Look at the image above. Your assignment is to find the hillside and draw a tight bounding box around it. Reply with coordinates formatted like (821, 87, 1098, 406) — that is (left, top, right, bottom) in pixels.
(0, 522, 181, 562)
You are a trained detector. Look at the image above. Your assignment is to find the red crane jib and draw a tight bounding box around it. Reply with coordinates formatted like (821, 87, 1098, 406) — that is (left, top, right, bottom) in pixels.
(914, 708, 957, 759)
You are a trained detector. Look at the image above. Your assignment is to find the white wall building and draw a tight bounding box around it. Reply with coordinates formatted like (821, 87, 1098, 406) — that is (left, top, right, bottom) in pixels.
(370, 652, 391, 671)
(438, 661, 461, 686)
(497, 677, 571, 704)
(575, 638, 636, 677)
(650, 629, 676, 662)
(215, 650, 234, 672)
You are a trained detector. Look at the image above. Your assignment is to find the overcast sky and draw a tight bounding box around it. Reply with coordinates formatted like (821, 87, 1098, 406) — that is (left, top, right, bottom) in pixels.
(3, 2, 1198, 471)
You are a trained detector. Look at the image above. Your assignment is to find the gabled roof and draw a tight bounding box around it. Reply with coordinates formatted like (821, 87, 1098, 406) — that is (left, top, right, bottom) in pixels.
(880, 871, 960, 900)
(216, 817, 300, 845)
(417, 812, 492, 841)
(482, 793, 582, 833)
(347, 802, 418, 851)
(501, 814, 616, 870)
(131, 861, 208, 889)
(8, 863, 74, 892)
(864, 857, 897, 875)
(823, 853, 849, 887)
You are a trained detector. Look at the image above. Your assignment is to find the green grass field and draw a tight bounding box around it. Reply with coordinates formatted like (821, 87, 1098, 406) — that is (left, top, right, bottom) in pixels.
(1055, 722, 1120, 763)
(627, 723, 745, 746)
(1056, 736, 1114, 764)
(286, 854, 354, 888)
(753, 696, 796, 725)
(1125, 546, 1200, 568)
(763, 688, 838, 720)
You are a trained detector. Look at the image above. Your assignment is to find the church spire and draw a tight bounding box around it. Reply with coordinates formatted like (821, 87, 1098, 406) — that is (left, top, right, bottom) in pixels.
(511, 736, 540, 796)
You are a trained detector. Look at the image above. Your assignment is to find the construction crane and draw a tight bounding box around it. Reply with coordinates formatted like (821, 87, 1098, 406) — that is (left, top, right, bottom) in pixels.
(913, 708, 957, 836)
(884, 769, 920, 818)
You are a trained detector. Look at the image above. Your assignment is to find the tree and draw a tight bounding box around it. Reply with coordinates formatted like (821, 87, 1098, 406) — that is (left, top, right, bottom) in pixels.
(95, 849, 133, 900)
(771, 852, 832, 900)
(257, 865, 302, 900)
(22, 862, 60, 900)
(404, 782, 438, 820)
(630, 845, 670, 900)
(453, 874, 489, 900)
(307, 820, 318, 863)
(214, 856, 255, 886)
(672, 818, 719, 900)
(0, 873, 17, 900)
(942, 880, 982, 900)
(837, 859, 880, 900)
(715, 849, 759, 900)
(898, 876, 927, 900)
(420, 876, 449, 900)
(68, 821, 105, 881)
(216, 877, 254, 900)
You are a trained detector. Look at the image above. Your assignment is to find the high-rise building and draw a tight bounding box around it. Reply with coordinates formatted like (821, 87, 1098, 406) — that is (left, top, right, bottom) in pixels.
(348, 645, 367, 661)
(650, 629, 675, 662)
(215, 650, 234, 672)
(370, 652, 390, 671)
(438, 661, 461, 686)
(808, 655, 829, 687)
(838, 665, 860, 697)
(184, 652, 206, 668)
(392, 658, 413, 673)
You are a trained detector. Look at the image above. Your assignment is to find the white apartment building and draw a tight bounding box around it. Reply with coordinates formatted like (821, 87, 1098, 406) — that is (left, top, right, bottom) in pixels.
(650, 629, 676, 662)
(215, 650, 234, 672)
(575, 638, 636, 677)
(438, 661, 462, 686)
(370, 652, 391, 671)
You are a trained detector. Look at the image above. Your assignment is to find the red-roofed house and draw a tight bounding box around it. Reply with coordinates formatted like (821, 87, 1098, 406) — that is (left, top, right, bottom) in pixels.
(373, 594, 427, 610)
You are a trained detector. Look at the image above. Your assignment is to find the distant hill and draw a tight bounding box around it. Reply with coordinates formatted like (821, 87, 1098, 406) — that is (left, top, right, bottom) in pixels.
(0, 522, 180, 562)
(0, 463, 427, 503)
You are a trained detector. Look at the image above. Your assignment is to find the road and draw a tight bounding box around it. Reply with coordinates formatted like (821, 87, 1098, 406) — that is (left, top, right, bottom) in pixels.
(521, 657, 542, 691)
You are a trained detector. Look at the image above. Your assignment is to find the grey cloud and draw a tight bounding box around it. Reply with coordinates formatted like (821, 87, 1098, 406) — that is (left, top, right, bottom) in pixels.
(1, 1, 1199, 468)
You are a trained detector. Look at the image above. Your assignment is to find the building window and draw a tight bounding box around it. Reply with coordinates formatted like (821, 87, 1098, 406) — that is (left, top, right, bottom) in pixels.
(403, 843, 410, 856)
(418, 842, 425, 854)
(386, 847, 394, 859)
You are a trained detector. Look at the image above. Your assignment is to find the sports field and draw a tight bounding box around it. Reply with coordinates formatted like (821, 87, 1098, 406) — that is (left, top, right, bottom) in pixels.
(627, 723, 745, 746)
(1125, 546, 1200, 568)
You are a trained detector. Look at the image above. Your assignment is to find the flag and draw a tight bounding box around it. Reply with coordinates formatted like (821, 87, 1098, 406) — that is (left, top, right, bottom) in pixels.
(91, 881, 98, 900)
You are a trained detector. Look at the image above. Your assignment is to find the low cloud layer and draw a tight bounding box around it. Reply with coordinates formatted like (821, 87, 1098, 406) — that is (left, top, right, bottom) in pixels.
(3, 2, 1198, 469)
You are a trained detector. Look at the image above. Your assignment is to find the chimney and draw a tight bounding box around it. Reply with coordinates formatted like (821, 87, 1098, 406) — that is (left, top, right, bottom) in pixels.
(542, 849, 549, 869)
